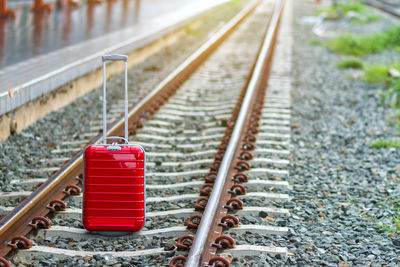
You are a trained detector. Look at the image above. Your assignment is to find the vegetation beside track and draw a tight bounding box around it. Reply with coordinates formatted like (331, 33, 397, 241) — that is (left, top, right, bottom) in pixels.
(317, 1, 380, 23)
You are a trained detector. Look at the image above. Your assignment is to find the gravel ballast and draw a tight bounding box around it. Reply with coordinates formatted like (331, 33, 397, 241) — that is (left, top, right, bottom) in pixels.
(282, 1, 400, 266)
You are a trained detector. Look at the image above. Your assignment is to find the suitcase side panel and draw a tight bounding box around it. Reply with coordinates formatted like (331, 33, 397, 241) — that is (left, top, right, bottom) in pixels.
(83, 145, 145, 232)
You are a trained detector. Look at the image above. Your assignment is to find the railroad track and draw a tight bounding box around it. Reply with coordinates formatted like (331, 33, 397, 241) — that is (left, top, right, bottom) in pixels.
(362, 0, 400, 17)
(0, 0, 293, 266)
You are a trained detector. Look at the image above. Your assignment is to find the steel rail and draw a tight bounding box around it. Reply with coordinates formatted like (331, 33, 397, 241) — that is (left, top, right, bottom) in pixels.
(0, 0, 260, 257)
(362, 0, 400, 17)
(184, 0, 286, 266)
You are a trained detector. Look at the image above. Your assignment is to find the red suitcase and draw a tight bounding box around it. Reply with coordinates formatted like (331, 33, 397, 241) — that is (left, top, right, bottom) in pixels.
(83, 54, 145, 232)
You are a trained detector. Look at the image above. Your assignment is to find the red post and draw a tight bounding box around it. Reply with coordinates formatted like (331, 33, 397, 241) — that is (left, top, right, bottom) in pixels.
(31, 0, 53, 12)
(0, 0, 16, 18)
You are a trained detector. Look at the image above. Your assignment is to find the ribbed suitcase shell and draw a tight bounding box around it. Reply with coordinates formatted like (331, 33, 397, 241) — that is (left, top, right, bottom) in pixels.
(83, 145, 145, 232)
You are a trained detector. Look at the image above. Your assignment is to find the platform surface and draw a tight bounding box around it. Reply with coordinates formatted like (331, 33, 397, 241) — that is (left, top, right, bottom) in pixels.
(0, 0, 228, 115)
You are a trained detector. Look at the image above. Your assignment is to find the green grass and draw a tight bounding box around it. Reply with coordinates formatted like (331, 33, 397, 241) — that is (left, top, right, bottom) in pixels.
(310, 40, 324, 46)
(185, 25, 198, 35)
(383, 78, 400, 108)
(327, 33, 386, 56)
(317, 1, 380, 23)
(337, 58, 364, 69)
(380, 207, 400, 234)
(318, 1, 365, 16)
(370, 139, 400, 148)
(327, 26, 400, 56)
(363, 65, 390, 83)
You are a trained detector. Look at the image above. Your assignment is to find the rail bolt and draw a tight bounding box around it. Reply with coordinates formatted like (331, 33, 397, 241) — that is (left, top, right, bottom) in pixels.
(169, 256, 187, 267)
(215, 150, 225, 161)
(63, 184, 81, 196)
(243, 134, 256, 143)
(194, 197, 209, 211)
(176, 235, 194, 250)
(239, 151, 253, 161)
(234, 161, 251, 172)
(209, 160, 221, 171)
(208, 256, 231, 267)
(224, 198, 243, 211)
(47, 199, 67, 212)
(219, 215, 239, 229)
(205, 171, 218, 183)
(8, 236, 32, 250)
(29, 216, 51, 229)
(246, 126, 258, 135)
(0, 257, 11, 267)
(187, 215, 202, 229)
(241, 142, 255, 151)
(249, 116, 260, 122)
(200, 184, 214, 196)
(232, 173, 248, 183)
(218, 143, 228, 150)
(212, 235, 235, 249)
(75, 174, 83, 183)
(228, 184, 247, 196)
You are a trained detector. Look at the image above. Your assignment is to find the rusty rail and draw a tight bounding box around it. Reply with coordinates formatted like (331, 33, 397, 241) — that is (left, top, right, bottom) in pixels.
(0, 0, 260, 258)
(182, 0, 285, 266)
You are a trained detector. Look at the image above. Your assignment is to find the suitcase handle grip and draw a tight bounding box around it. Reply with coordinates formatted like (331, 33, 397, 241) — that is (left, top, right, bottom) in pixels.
(102, 54, 129, 144)
(105, 136, 129, 144)
(102, 55, 128, 62)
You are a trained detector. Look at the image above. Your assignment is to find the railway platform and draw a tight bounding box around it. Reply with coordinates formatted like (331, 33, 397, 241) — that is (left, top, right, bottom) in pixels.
(0, 0, 227, 139)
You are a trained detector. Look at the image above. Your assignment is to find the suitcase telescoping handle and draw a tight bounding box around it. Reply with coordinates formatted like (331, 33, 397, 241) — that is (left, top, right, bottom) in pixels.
(102, 54, 129, 145)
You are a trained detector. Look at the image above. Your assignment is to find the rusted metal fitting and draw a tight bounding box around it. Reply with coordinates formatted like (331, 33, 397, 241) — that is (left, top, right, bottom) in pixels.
(176, 235, 194, 250)
(7, 236, 32, 250)
(241, 142, 255, 151)
(249, 116, 260, 122)
(46, 199, 67, 212)
(0, 257, 11, 267)
(249, 121, 259, 128)
(224, 127, 233, 136)
(63, 184, 81, 196)
(34, 182, 44, 191)
(29, 216, 51, 229)
(218, 215, 239, 229)
(228, 184, 247, 196)
(221, 135, 231, 142)
(247, 126, 258, 135)
(207, 256, 231, 267)
(205, 171, 218, 183)
(194, 197, 209, 211)
(187, 214, 202, 229)
(136, 120, 144, 129)
(19, 196, 28, 203)
(169, 255, 187, 267)
(75, 174, 83, 183)
(234, 161, 251, 172)
(200, 184, 214, 196)
(232, 173, 248, 183)
(224, 198, 243, 211)
(209, 160, 221, 171)
(239, 151, 253, 161)
(129, 125, 137, 135)
(211, 235, 235, 249)
(251, 109, 261, 116)
(141, 113, 151, 120)
(243, 133, 256, 143)
(218, 143, 228, 151)
(215, 150, 225, 161)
